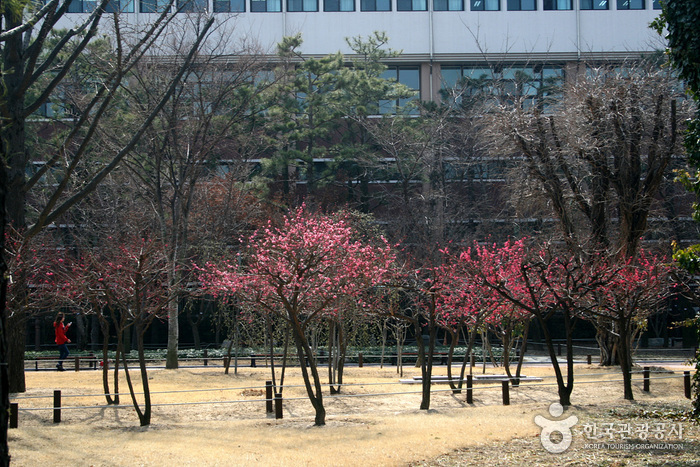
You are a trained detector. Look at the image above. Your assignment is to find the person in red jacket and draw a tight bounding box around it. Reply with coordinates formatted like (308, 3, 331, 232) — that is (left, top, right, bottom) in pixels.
(54, 312, 72, 371)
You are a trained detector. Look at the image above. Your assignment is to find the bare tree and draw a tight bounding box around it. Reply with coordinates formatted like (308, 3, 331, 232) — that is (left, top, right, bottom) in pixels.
(1, 8, 214, 463)
(97, 16, 271, 368)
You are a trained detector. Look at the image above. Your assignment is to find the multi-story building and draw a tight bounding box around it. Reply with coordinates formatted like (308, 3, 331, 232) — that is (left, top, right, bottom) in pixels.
(61, 0, 665, 102)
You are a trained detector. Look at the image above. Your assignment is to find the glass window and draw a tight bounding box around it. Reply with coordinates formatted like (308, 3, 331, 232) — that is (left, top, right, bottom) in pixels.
(361, 0, 391, 10)
(380, 66, 420, 115)
(580, 0, 608, 9)
(214, 0, 245, 11)
(251, 0, 281, 10)
(434, 0, 462, 10)
(470, 0, 499, 9)
(288, 0, 318, 10)
(397, 0, 427, 9)
(616, 0, 644, 9)
(652, 0, 660, 8)
(68, 0, 97, 12)
(507, 0, 535, 10)
(141, 0, 170, 12)
(543, 0, 571, 9)
(178, 0, 207, 11)
(104, 0, 135, 12)
(324, 0, 354, 10)
(440, 64, 564, 110)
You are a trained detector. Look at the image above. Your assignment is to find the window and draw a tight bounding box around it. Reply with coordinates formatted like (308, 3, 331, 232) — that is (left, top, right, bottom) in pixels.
(178, 0, 207, 11)
(380, 66, 420, 115)
(397, 0, 427, 10)
(580, 0, 608, 9)
(434, 0, 462, 9)
(214, 0, 245, 11)
(652, 0, 661, 8)
(104, 0, 135, 12)
(616, 0, 644, 9)
(140, 0, 170, 12)
(324, 0, 354, 10)
(506, 0, 535, 10)
(67, 0, 97, 12)
(543, 0, 571, 9)
(288, 0, 318, 9)
(440, 64, 564, 110)
(251, 0, 281, 10)
(470, 0, 499, 10)
(361, 0, 390, 10)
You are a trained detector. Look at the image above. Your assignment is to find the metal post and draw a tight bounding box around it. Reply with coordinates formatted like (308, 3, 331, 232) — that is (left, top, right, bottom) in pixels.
(466, 374, 473, 404)
(203, 349, 208, 366)
(358, 353, 363, 368)
(501, 380, 510, 405)
(53, 390, 61, 423)
(684, 371, 691, 399)
(587, 355, 592, 365)
(274, 393, 283, 419)
(74, 356, 80, 372)
(643, 367, 650, 392)
(10, 403, 18, 429)
(250, 354, 256, 368)
(265, 381, 273, 414)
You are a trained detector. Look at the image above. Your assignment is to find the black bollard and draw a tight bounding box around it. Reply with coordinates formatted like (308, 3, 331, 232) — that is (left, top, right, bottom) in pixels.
(53, 390, 61, 423)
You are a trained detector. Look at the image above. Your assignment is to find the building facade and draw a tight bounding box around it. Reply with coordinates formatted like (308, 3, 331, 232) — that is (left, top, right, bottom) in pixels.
(61, 0, 665, 102)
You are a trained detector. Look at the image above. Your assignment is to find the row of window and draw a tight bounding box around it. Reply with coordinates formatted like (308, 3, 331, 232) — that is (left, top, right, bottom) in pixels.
(67, 0, 661, 13)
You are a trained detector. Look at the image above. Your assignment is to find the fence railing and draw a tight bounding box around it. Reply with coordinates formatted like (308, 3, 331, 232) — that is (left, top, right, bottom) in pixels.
(9, 368, 693, 428)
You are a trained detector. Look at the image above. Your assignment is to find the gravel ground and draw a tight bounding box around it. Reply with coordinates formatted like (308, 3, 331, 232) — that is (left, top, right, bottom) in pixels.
(413, 401, 700, 467)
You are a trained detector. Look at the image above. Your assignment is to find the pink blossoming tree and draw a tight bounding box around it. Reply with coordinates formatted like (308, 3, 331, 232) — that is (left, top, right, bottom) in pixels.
(200, 207, 396, 426)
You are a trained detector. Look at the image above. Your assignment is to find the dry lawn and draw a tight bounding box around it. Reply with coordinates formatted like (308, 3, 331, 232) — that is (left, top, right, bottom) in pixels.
(9, 362, 700, 466)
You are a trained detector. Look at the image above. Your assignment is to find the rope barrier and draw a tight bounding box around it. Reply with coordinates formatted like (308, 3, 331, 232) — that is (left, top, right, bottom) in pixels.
(10, 372, 690, 415)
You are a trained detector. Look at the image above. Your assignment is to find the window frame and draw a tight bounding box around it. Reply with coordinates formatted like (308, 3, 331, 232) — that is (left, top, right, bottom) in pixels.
(287, 0, 319, 11)
(177, 0, 208, 12)
(323, 0, 355, 10)
(543, 0, 571, 10)
(360, 0, 391, 11)
(140, 0, 171, 12)
(214, 0, 246, 11)
(251, 0, 282, 11)
(616, 0, 645, 9)
(433, 0, 463, 10)
(396, 0, 427, 10)
(470, 0, 499, 10)
(506, 0, 536, 11)
(580, 0, 608, 9)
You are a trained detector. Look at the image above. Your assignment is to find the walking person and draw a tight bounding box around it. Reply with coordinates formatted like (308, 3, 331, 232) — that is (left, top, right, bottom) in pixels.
(54, 312, 72, 371)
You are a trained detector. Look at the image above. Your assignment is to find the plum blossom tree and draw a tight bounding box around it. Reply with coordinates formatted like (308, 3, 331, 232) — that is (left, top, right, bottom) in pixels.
(460, 239, 591, 406)
(200, 207, 395, 426)
(583, 251, 672, 400)
(51, 235, 172, 425)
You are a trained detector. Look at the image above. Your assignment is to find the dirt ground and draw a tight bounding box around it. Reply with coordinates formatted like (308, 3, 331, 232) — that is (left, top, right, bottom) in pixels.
(8, 361, 700, 466)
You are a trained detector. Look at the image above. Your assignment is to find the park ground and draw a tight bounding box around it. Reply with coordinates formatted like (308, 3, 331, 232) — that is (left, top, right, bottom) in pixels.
(8, 360, 700, 466)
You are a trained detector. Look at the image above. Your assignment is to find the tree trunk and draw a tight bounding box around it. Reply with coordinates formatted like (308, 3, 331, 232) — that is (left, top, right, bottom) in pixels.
(99, 315, 118, 405)
(537, 310, 574, 406)
(290, 314, 325, 426)
(0, 145, 10, 466)
(6, 311, 26, 393)
(446, 328, 463, 394)
(166, 298, 179, 369)
(617, 317, 635, 401)
(418, 315, 437, 411)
